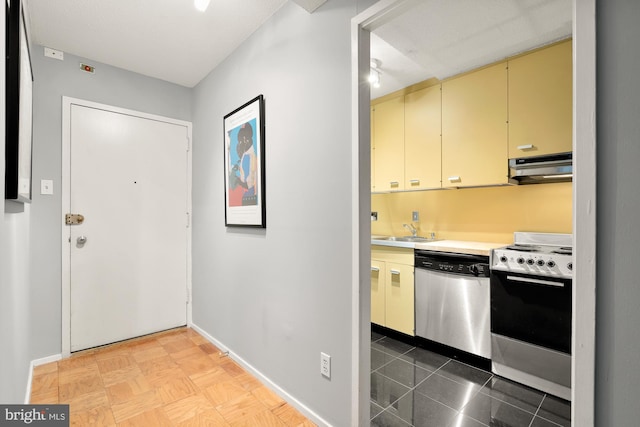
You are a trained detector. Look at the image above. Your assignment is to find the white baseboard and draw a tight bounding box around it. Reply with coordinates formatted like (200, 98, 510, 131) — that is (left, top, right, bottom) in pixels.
(24, 354, 63, 404)
(189, 322, 332, 427)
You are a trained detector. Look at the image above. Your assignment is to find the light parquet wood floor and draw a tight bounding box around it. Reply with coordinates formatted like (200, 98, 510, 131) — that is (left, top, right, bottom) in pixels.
(30, 327, 316, 427)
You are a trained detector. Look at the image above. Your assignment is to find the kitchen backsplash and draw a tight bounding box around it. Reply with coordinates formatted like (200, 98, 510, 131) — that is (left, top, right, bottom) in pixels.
(371, 182, 572, 243)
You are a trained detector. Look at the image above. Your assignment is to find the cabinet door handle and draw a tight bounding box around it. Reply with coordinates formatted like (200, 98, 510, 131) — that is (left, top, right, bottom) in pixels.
(448, 176, 461, 183)
(517, 144, 534, 150)
(390, 181, 399, 187)
(390, 269, 401, 275)
(409, 179, 420, 185)
(371, 266, 380, 272)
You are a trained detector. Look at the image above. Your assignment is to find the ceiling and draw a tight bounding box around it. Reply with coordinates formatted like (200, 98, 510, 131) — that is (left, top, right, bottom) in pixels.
(370, 0, 572, 98)
(25, 0, 571, 92)
(25, 0, 324, 88)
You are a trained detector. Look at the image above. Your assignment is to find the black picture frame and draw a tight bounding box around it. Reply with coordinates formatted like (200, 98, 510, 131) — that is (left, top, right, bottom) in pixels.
(5, 0, 33, 203)
(223, 95, 266, 227)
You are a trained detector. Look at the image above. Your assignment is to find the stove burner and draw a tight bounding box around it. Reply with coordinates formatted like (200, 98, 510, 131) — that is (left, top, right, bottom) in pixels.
(553, 247, 573, 255)
(505, 244, 541, 252)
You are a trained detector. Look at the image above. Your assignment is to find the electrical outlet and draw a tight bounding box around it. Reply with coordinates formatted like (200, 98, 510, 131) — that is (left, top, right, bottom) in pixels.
(412, 211, 419, 222)
(320, 352, 331, 379)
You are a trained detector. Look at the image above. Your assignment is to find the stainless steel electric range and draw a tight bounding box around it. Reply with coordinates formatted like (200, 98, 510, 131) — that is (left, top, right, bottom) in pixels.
(490, 232, 573, 401)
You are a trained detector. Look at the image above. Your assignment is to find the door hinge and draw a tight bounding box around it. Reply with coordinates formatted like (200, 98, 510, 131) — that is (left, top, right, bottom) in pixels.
(186, 212, 190, 228)
(186, 137, 190, 152)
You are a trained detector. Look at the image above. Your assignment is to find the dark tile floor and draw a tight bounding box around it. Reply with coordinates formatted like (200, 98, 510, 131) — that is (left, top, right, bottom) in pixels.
(370, 331, 571, 427)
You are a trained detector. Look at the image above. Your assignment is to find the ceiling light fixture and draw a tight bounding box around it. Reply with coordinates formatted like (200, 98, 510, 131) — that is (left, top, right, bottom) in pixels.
(369, 58, 381, 88)
(368, 69, 381, 88)
(194, 0, 211, 12)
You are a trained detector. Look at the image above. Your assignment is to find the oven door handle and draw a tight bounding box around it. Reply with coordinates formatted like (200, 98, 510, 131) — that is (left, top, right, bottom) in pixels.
(506, 275, 565, 288)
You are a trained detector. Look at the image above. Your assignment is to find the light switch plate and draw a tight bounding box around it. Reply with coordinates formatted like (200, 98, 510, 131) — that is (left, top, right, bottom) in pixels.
(41, 179, 54, 195)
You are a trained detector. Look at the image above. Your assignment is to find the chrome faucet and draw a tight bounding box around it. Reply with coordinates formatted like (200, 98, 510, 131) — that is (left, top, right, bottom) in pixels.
(403, 223, 418, 237)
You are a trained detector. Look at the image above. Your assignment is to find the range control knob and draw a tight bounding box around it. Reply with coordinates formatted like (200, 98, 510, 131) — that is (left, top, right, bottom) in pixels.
(547, 260, 556, 268)
(517, 257, 525, 265)
(526, 258, 535, 265)
(567, 262, 573, 271)
(499, 255, 508, 263)
(536, 259, 545, 267)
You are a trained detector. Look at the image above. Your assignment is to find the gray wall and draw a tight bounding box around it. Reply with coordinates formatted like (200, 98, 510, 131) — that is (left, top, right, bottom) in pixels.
(0, 202, 32, 403)
(11, 1, 640, 424)
(596, 0, 640, 425)
(29, 47, 192, 359)
(191, 1, 371, 424)
(0, 5, 32, 403)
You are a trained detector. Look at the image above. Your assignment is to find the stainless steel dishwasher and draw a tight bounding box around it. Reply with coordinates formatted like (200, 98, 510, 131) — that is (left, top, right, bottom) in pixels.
(414, 250, 491, 359)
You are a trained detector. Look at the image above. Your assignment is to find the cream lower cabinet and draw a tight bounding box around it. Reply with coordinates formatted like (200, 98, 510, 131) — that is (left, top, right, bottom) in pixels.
(370, 260, 386, 326)
(371, 246, 415, 336)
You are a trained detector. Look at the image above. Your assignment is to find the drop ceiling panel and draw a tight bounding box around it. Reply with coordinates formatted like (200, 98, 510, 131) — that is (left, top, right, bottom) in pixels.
(371, 0, 572, 98)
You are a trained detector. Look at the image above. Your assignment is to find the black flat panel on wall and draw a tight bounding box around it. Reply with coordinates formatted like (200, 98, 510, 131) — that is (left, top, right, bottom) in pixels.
(5, 0, 33, 202)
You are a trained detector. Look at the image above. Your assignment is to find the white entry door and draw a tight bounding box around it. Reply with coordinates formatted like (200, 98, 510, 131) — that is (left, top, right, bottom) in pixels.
(68, 103, 189, 352)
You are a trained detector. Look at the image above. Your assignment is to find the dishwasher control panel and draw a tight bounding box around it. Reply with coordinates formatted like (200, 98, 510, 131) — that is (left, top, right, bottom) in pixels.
(415, 250, 490, 277)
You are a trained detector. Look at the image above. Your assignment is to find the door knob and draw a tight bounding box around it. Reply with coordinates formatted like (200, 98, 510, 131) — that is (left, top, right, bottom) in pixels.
(77, 236, 87, 245)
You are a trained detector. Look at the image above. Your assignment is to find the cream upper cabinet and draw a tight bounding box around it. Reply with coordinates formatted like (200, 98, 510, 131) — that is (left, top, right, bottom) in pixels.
(442, 62, 509, 188)
(404, 84, 442, 190)
(370, 105, 376, 192)
(508, 40, 573, 158)
(372, 96, 404, 192)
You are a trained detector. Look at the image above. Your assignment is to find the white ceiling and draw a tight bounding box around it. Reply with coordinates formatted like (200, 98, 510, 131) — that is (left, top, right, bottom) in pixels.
(25, 0, 295, 88)
(370, 0, 572, 98)
(25, 0, 571, 92)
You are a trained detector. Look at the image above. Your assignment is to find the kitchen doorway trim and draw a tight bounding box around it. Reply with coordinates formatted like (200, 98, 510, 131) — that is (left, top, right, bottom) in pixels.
(350, 1, 597, 426)
(60, 97, 194, 357)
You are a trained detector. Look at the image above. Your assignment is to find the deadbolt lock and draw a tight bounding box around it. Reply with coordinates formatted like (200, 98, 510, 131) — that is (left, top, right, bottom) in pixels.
(65, 213, 85, 225)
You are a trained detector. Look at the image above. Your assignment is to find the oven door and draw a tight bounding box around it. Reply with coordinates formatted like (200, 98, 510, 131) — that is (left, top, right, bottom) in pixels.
(490, 270, 572, 354)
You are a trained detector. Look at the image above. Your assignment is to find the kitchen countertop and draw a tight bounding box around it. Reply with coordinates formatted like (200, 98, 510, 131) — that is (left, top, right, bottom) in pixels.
(372, 237, 508, 256)
(371, 236, 419, 249)
(415, 240, 507, 256)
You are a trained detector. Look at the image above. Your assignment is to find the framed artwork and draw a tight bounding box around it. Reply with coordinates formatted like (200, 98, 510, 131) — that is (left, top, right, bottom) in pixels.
(223, 95, 266, 227)
(5, 0, 33, 203)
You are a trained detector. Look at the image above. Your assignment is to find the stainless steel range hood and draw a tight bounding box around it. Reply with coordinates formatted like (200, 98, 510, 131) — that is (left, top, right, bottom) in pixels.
(509, 152, 573, 185)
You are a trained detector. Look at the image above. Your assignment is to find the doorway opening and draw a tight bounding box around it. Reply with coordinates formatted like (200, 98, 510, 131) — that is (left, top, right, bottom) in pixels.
(352, 1, 596, 425)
